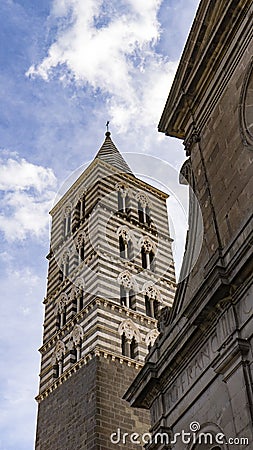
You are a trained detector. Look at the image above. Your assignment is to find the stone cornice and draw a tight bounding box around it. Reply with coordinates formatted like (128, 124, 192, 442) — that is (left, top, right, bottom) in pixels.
(158, 0, 253, 141)
(125, 220, 253, 408)
(40, 296, 158, 354)
(36, 347, 144, 403)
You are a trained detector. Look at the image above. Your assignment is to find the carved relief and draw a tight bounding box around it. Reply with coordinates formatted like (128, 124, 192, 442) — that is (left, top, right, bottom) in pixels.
(136, 192, 150, 207)
(145, 329, 159, 347)
(71, 324, 84, 346)
(143, 282, 162, 301)
(117, 271, 137, 290)
(62, 204, 72, 218)
(52, 340, 65, 364)
(117, 225, 134, 243)
(55, 293, 68, 314)
(115, 182, 130, 197)
(118, 319, 141, 343)
(75, 231, 86, 248)
(139, 236, 156, 253)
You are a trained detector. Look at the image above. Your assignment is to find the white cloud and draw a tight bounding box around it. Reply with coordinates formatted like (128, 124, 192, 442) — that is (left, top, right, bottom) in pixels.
(26, 0, 177, 134)
(0, 153, 57, 241)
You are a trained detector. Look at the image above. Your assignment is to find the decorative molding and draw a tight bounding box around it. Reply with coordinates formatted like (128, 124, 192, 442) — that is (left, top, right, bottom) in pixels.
(139, 236, 156, 253)
(75, 230, 86, 248)
(115, 182, 131, 197)
(71, 324, 84, 346)
(136, 192, 151, 207)
(143, 281, 162, 302)
(51, 340, 65, 364)
(118, 319, 141, 343)
(145, 329, 159, 348)
(117, 225, 135, 243)
(183, 129, 200, 156)
(36, 348, 144, 403)
(117, 270, 138, 290)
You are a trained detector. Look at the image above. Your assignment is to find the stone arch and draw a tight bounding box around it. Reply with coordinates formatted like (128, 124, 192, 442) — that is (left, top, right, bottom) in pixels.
(117, 271, 137, 291)
(62, 203, 72, 218)
(188, 422, 228, 450)
(118, 319, 141, 343)
(71, 324, 84, 346)
(55, 292, 68, 313)
(115, 182, 130, 196)
(117, 225, 134, 243)
(145, 329, 159, 348)
(143, 282, 162, 302)
(139, 236, 156, 253)
(52, 340, 65, 364)
(136, 192, 150, 207)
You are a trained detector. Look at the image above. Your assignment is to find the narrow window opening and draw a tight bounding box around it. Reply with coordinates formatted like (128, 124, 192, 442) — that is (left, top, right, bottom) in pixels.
(120, 285, 127, 306)
(141, 247, 147, 269)
(130, 337, 137, 359)
(118, 192, 124, 212)
(80, 245, 85, 262)
(138, 202, 144, 223)
(145, 295, 151, 317)
(129, 289, 136, 310)
(121, 333, 127, 356)
(119, 236, 126, 258)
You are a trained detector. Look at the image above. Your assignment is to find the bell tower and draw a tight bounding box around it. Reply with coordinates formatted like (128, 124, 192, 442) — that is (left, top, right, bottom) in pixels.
(35, 131, 176, 449)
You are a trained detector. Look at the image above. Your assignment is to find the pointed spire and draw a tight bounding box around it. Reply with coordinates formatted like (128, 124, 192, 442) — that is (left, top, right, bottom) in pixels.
(95, 127, 133, 175)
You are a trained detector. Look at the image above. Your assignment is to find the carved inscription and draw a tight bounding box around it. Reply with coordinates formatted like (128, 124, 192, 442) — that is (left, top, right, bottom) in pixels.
(165, 308, 236, 410)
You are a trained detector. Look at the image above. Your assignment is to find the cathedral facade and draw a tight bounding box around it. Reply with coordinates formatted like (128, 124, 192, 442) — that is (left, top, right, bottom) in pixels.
(125, 1, 253, 449)
(35, 132, 176, 449)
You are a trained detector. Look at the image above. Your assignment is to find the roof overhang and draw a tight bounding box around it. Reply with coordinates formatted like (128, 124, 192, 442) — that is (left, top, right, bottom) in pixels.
(158, 0, 252, 140)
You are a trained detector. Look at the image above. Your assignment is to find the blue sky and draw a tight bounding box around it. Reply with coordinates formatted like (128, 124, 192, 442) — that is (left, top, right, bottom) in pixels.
(0, 1, 200, 448)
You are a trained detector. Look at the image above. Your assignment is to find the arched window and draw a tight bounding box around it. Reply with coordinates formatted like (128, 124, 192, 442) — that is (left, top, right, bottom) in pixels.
(116, 182, 130, 214)
(119, 319, 141, 359)
(121, 332, 127, 356)
(130, 337, 137, 359)
(75, 231, 86, 265)
(138, 201, 144, 223)
(52, 340, 65, 378)
(55, 293, 68, 328)
(70, 324, 83, 364)
(59, 252, 70, 281)
(143, 283, 162, 319)
(72, 190, 86, 232)
(145, 295, 151, 317)
(118, 271, 137, 310)
(117, 226, 134, 260)
(146, 205, 151, 225)
(59, 262, 64, 283)
(121, 333, 137, 359)
(120, 285, 136, 310)
(136, 192, 151, 225)
(119, 235, 126, 258)
(70, 285, 83, 316)
(140, 237, 155, 271)
(141, 247, 147, 269)
(145, 295, 159, 318)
